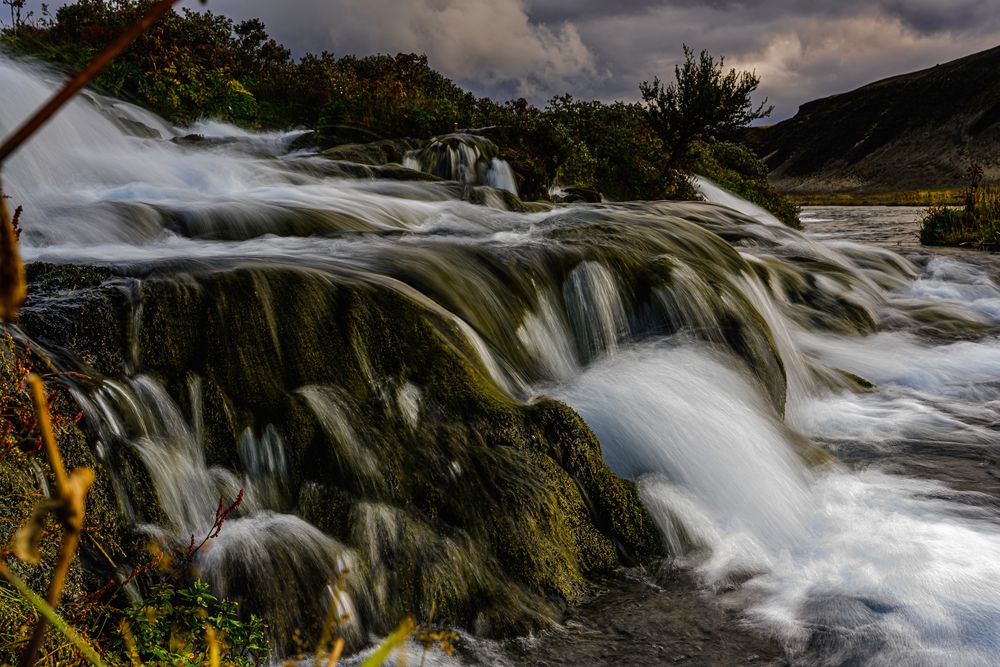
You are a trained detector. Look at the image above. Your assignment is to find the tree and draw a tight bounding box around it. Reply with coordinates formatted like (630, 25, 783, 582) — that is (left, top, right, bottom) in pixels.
(641, 45, 773, 166)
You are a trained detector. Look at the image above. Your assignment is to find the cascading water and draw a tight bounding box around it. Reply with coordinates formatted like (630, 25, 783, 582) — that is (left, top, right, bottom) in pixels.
(690, 174, 782, 226)
(6, 52, 1000, 665)
(403, 133, 519, 195)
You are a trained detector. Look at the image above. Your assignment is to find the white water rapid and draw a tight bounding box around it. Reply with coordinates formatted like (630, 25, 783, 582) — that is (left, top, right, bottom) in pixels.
(5, 53, 1000, 665)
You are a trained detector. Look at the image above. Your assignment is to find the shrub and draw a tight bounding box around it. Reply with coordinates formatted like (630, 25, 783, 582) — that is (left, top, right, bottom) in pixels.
(691, 140, 800, 227)
(709, 140, 769, 181)
(114, 580, 268, 666)
(641, 45, 773, 167)
(920, 166, 1000, 248)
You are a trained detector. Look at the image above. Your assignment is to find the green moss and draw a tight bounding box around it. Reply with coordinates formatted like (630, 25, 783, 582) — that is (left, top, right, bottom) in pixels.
(531, 400, 661, 562)
(17, 258, 670, 641)
(121, 265, 665, 633)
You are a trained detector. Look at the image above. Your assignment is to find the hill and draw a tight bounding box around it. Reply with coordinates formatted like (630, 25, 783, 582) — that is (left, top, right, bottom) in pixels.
(745, 45, 1000, 194)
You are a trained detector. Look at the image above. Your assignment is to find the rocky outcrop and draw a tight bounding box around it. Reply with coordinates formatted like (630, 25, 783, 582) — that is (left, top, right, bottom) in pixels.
(18, 262, 662, 638)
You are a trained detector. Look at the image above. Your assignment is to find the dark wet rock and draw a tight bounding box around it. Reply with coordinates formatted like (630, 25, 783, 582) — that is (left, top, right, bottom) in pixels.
(320, 138, 422, 165)
(288, 130, 317, 152)
(22, 261, 665, 638)
(171, 133, 239, 148)
(19, 263, 132, 376)
(317, 159, 440, 182)
(505, 566, 788, 666)
(558, 186, 602, 203)
(116, 116, 162, 139)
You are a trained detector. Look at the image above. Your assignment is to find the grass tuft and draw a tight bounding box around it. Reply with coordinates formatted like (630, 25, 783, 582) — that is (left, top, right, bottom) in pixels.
(920, 163, 1000, 249)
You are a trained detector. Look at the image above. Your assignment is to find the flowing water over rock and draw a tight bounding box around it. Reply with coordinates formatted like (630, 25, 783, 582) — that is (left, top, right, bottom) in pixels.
(404, 133, 519, 196)
(4, 54, 1000, 665)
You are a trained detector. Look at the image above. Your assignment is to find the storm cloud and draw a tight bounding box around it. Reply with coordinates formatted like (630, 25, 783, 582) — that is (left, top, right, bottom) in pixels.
(19, 0, 1000, 119)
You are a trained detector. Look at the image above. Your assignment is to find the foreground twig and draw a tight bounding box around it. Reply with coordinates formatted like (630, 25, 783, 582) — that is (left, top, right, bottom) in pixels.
(0, 179, 26, 322)
(0, 1, 207, 665)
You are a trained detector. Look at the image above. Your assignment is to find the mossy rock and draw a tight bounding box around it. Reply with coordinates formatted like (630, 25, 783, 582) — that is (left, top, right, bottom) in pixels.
(320, 138, 422, 165)
(19, 263, 131, 375)
(134, 266, 663, 631)
(23, 262, 664, 638)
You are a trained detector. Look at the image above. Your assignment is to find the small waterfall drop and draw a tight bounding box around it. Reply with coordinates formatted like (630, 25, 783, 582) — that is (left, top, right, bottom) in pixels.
(404, 133, 518, 195)
(691, 174, 782, 226)
(74, 375, 360, 651)
(555, 344, 815, 560)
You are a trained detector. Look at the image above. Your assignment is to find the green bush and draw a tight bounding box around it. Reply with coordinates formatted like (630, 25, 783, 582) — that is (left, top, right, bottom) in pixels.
(920, 172, 1000, 249)
(709, 141, 769, 181)
(114, 580, 269, 666)
(641, 44, 772, 167)
(545, 95, 682, 201)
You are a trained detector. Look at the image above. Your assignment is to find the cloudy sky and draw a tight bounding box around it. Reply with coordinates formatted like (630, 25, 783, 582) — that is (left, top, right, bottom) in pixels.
(19, 0, 1000, 120)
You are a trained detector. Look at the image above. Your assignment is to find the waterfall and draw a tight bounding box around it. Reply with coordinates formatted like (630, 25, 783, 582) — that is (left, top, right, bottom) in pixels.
(6, 53, 1000, 665)
(691, 174, 782, 226)
(73, 375, 361, 650)
(403, 133, 519, 195)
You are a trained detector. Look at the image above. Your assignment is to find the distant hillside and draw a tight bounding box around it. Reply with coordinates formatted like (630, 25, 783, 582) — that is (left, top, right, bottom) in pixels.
(745, 45, 1000, 194)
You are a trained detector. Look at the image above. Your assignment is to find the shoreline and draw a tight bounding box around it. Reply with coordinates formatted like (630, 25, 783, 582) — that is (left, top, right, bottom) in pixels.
(785, 189, 963, 207)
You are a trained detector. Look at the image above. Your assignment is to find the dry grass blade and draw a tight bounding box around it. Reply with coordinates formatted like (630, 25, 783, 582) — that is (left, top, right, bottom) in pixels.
(206, 625, 220, 667)
(324, 637, 345, 667)
(120, 621, 142, 667)
(15, 374, 95, 667)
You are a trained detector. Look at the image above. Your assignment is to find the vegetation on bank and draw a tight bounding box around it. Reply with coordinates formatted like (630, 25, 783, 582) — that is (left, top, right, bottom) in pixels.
(0, 0, 796, 222)
(787, 189, 966, 207)
(1, 327, 272, 665)
(691, 140, 800, 227)
(920, 163, 1000, 249)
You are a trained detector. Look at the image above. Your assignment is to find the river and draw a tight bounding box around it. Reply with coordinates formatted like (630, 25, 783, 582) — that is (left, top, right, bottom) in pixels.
(3, 51, 1000, 665)
(498, 206, 1000, 667)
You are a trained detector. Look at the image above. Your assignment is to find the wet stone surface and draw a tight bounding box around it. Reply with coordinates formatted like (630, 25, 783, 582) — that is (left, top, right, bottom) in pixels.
(504, 567, 788, 666)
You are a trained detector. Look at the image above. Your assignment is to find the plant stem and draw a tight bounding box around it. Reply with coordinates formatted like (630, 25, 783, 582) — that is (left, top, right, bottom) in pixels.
(0, 561, 107, 667)
(19, 375, 94, 667)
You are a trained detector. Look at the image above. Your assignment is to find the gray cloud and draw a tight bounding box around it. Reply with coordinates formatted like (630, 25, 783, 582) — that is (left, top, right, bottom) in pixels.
(15, 0, 1000, 120)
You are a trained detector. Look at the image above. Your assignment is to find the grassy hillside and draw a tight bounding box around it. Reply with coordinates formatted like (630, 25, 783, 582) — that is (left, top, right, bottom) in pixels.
(745, 45, 1000, 195)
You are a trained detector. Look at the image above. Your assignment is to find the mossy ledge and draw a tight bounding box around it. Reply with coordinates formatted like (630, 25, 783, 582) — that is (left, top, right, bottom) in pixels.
(18, 262, 664, 638)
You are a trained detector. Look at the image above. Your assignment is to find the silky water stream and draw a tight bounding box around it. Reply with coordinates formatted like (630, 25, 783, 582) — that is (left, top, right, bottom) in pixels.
(3, 54, 1000, 665)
